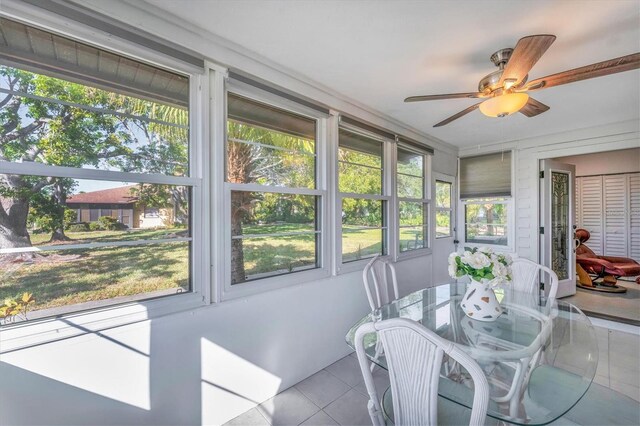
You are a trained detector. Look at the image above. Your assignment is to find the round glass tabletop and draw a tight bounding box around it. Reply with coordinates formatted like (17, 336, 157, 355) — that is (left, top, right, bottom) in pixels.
(345, 282, 599, 425)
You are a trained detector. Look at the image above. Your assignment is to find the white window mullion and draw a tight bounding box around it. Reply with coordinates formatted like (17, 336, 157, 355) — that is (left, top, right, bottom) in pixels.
(209, 64, 229, 304)
(388, 140, 399, 260)
(0, 161, 198, 186)
(225, 182, 323, 197)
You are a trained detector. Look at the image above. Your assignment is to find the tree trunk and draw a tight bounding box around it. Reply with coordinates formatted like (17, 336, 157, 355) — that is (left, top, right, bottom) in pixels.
(485, 205, 495, 236)
(49, 180, 70, 242)
(0, 196, 33, 249)
(227, 133, 255, 284)
(230, 191, 246, 284)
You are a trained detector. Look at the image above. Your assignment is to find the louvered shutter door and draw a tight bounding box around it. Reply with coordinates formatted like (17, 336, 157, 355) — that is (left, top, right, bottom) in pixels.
(604, 175, 628, 256)
(580, 176, 604, 255)
(576, 177, 582, 228)
(629, 173, 640, 260)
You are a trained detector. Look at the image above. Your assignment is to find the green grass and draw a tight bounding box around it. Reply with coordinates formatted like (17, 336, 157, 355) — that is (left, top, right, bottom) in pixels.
(1, 229, 189, 313)
(239, 224, 383, 276)
(1, 224, 386, 315)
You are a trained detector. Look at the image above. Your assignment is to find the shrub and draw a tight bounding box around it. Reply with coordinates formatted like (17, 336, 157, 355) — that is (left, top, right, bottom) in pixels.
(97, 216, 127, 231)
(88, 221, 102, 231)
(68, 222, 90, 232)
(63, 208, 77, 230)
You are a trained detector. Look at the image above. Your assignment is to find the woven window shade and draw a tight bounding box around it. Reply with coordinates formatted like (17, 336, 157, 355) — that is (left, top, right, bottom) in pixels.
(338, 128, 383, 157)
(0, 17, 190, 108)
(459, 152, 512, 199)
(228, 93, 316, 140)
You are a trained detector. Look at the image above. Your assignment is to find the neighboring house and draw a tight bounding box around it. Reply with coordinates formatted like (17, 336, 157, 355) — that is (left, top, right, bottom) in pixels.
(66, 186, 173, 229)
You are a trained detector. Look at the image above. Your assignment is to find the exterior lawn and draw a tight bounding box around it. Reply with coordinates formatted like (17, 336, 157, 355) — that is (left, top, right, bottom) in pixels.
(1, 228, 190, 315)
(1, 224, 385, 317)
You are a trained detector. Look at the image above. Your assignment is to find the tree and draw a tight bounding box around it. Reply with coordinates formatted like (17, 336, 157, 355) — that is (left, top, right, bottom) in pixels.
(0, 65, 188, 249)
(27, 177, 77, 241)
(227, 120, 316, 284)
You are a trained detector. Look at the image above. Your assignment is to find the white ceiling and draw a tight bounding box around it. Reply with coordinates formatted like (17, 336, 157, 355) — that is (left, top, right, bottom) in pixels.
(146, 0, 640, 148)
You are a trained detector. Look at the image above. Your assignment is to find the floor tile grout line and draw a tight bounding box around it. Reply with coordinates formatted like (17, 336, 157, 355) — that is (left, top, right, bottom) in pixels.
(322, 363, 360, 388)
(292, 383, 323, 410)
(256, 405, 272, 426)
(321, 408, 344, 426)
(295, 408, 320, 426)
(257, 385, 321, 426)
(294, 379, 353, 411)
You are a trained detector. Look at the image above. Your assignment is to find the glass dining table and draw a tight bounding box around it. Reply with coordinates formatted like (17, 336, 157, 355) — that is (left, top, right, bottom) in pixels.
(345, 282, 599, 426)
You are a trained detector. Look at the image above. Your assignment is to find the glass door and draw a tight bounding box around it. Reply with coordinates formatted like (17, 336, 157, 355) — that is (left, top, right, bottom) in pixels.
(540, 160, 576, 298)
(433, 173, 456, 284)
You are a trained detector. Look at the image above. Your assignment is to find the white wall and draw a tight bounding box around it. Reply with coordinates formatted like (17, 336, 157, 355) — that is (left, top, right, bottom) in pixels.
(0, 1, 456, 425)
(555, 148, 640, 177)
(0, 255, 436, 426)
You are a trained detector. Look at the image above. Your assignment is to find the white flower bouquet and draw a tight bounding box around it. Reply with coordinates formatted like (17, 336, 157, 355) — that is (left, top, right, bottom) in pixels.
(448, 247, 513, 286)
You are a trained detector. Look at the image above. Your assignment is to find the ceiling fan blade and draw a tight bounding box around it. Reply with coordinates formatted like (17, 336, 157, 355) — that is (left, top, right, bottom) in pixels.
(519, 97, 550, 117)
(404, 92, 483, 102)
(433, 102, 482, 127)
(499, 35, 556, 87)
(524, 52, 640, 91)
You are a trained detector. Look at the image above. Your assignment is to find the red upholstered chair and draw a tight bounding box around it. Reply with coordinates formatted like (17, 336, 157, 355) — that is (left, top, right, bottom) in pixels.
(576, 229, 640, 286)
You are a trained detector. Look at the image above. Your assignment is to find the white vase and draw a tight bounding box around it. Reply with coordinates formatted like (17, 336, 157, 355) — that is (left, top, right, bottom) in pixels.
(460, 278, 502, 322)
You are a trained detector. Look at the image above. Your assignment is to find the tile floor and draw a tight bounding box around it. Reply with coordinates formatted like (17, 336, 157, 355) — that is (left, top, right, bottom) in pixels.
(225, 325, 640, 426)
(564, 279, 640, 326)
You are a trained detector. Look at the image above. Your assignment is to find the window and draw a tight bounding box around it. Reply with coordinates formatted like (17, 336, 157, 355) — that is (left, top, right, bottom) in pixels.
(464, 200, 509, 246)
(226, 92, 320, 285)
(0, 18, 193, 325)
(459, 152, 512, 248)
(144, 207, 160, 218)
(397, 146, 429, 253)
(338, 127, 387, 262)
(436, 180, 453, 238)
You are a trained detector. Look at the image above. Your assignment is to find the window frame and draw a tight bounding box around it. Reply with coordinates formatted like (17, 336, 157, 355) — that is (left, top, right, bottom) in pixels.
(459, 198, 514, 251)
(395, 143, 432, 258)
(0, 13, 209, 352)
(143, 207, 160, 218)
(335, 121, 393, 273)
(435, 179, 454, 239)
(220, 79, 330, 300)
(457, 151, 515, 252)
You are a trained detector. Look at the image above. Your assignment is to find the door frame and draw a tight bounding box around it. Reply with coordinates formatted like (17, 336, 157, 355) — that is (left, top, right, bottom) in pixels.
(539, 159, 576, 298)
(432, 172, 456, 284)
(456, 123, 638, 274)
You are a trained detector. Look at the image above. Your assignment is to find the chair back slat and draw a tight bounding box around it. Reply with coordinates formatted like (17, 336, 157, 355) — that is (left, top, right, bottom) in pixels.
(511, 258, 559, 306)
(379, 327, 443, 425)
(363, 256, 400, 311)
(354, 318, 490, 426)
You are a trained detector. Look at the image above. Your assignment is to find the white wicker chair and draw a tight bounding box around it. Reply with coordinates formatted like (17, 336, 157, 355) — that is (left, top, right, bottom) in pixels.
(479, 258, 558, 416)
(354, 318, 490, 426)
(510, 258, 559, 307)
(363, 255, 399, 311)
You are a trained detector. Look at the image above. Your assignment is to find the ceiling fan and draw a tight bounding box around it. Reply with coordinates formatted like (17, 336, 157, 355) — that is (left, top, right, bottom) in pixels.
(404, 35, 640, 127)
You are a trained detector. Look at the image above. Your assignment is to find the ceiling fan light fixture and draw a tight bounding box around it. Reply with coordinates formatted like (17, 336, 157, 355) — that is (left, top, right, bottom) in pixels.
(479, 93, 530, 118)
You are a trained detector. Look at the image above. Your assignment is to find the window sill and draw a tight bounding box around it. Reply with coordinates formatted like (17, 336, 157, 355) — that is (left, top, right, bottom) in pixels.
(459, 242, 515, 253)
(396, 247, 433, 262)
(336, 255, 392, 275)
(0, 292, 206, 353)
(221, 267, 331, 301)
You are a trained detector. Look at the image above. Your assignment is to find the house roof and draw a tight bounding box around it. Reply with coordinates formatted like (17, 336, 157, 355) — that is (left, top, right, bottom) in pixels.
(66, 185, 139, 205)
